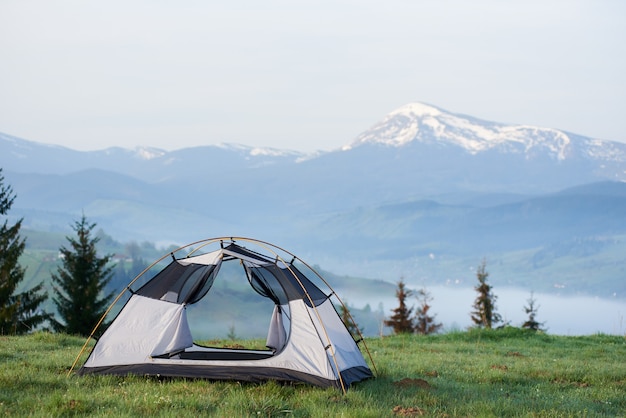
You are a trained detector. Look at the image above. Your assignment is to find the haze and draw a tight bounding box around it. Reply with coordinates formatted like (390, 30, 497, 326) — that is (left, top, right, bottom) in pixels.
(1, 1, 624, 152)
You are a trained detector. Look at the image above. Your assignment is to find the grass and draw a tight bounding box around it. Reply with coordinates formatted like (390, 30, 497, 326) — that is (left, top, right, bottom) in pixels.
(1, 328, 625, 417)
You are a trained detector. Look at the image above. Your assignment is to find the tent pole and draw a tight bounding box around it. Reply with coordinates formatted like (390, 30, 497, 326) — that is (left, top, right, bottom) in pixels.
(289, 258, 379, 377)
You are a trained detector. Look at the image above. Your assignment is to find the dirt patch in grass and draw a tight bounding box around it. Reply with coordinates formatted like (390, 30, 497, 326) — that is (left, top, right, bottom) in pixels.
(552, 378, 590, 388)
(392, 405, 426, 416)
(393, 378, 431, 389)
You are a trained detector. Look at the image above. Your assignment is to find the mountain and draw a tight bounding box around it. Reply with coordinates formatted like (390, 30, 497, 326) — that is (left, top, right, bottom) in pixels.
(344, 102, 626, 193)
(0, 131, 306, 180)
(2, 102, 626, 299)
(349, 103, 613, 158)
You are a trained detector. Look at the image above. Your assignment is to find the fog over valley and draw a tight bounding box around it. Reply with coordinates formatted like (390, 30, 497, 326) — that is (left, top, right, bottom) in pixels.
(348, 285, 626, 337)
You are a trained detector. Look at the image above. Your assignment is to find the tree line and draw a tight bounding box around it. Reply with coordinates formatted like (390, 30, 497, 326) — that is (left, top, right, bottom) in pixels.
(0, 169, 120, 336)
(381, 259, 545, 335)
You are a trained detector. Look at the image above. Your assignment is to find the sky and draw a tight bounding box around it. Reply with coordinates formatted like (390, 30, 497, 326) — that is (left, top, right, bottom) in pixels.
(1, 1, 624, 153)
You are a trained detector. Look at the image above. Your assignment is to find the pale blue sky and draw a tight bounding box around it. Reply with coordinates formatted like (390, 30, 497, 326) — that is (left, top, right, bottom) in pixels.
(1, 1, 624, 152)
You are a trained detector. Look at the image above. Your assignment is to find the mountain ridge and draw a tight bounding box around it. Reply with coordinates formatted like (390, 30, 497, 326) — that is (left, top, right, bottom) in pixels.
(2, 103, 626, 299)
(4, 102, 626, 175)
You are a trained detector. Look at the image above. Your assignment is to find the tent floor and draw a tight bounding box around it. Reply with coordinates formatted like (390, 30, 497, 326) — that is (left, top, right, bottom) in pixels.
(177, 350, 274, 361)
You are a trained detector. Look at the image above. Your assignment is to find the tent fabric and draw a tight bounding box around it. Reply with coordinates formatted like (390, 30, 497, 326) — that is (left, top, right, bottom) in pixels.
(135, 254, 222, 305)
(78, 241, 373, 390)
(246, 263, 329, 306)
(266, 305, 287, 351)
(84, 295, 193, 367)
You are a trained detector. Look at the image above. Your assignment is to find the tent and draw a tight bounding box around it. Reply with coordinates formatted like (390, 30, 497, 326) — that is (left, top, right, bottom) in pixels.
(71, 237, 375, 392)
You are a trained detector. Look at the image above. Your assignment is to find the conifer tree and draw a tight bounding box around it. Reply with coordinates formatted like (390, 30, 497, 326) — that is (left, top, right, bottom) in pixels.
(384, 278, 415, 334)
(522, 291, 545, 331)
(51, 214, 115, 336)
(470, 259, 502, 329)
(414, 288, 442, 335)
(0, 169, 50, 334)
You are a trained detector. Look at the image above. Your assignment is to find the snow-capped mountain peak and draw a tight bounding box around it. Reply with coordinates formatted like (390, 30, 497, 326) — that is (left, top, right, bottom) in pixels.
(346, 102, 580, 160)
(390, 102, 443, 118)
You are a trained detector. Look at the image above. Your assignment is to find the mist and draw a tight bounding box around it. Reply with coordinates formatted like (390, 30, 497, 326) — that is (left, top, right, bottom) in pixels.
(352, 285, 626, 336)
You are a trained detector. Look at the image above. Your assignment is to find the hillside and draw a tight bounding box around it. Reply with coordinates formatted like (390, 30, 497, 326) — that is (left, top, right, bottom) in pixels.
(3, 102, 626, 304)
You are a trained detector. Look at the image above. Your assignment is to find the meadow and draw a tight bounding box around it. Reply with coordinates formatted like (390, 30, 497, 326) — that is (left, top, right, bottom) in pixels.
(1, 328, 624, 417)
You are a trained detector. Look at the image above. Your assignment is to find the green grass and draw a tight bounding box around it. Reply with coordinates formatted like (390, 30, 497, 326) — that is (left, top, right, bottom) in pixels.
(1, 328, 625, 417)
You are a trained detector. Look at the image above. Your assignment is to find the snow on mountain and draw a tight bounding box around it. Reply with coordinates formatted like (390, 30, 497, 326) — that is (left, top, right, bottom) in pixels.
(214, 142, 303, 157)
(99, 146, 167, 160)
(134, 147, 167, 160)
(583, 138, 626, 162)
(345, 102, 612, 162)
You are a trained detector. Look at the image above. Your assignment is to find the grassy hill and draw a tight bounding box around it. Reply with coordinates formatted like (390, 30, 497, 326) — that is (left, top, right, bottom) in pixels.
(1, 328, 624, 416)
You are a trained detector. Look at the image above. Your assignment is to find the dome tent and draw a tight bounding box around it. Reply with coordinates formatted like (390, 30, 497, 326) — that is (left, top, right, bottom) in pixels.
(70, 237, 374, 392)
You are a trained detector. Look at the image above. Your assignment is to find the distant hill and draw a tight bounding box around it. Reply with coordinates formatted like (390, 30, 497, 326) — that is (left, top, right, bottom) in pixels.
(2, 102, 626, 299)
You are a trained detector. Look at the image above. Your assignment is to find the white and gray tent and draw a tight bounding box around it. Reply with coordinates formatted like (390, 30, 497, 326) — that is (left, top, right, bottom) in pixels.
(72, 237, 374, 392)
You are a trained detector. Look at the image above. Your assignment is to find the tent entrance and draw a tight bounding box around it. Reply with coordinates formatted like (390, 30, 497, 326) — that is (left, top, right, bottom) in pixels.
(183, 259, 288, 351)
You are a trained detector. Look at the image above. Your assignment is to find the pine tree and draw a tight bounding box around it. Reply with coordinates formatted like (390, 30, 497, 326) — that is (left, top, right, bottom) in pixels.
(0, 169, 50, 334)
(414, 288, 442, 335)
(51, 214, 115, 336)
(470, 259, 502, 329)
(384, 278, 415, 334)
(522, 291, 545, 331)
